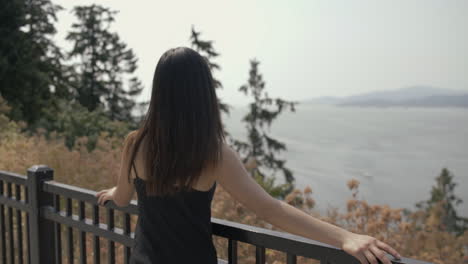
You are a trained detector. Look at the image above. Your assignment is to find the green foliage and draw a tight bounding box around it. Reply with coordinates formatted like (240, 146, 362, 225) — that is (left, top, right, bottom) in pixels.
(38, 98, 131, 151)
(188, 27, 299, 198)
(189, 26, 229, 114)
(0, 2, 144, 150)
(66, 4, 144, 122)
(251, 169, 294, 198)
(416, 168, 468, 236)
(0, 0, 68, 130)
(233, 59, 298, 198)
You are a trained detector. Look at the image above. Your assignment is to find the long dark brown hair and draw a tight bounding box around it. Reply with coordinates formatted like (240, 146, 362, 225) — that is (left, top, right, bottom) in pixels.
(126, 46, 225, 196)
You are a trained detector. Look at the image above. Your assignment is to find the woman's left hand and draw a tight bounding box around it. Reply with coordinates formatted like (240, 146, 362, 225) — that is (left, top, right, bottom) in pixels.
(96, 187, 116, 206)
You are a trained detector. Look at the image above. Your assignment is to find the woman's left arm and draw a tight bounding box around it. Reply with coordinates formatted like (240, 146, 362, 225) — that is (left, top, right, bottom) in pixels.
(96, 131, 137, 207)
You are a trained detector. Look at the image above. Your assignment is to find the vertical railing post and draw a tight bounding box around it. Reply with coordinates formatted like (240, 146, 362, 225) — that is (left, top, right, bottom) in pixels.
(27, 165, 57, 264)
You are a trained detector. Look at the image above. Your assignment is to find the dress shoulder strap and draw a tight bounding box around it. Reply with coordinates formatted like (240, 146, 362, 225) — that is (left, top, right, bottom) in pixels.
(132, 162, 140, 180)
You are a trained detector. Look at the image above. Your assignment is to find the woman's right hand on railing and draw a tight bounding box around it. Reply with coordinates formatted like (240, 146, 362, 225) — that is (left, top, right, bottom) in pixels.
(341, 232, 402, 264)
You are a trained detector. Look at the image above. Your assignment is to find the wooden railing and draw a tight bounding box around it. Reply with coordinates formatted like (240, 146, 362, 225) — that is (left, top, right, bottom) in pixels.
(0, 165, 433, 264)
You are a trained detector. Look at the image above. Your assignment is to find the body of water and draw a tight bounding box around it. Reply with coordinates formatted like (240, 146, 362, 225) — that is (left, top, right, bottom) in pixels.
(223, 104, 468, 217)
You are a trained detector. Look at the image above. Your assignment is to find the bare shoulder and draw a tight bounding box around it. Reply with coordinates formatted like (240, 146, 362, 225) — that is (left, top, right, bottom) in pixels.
(220, 142, 241, 162)
(125, 130, 139, 142)
(122, 130, 140, 152)
(209, 143, 238, 181)
(122, 130, 141, 166)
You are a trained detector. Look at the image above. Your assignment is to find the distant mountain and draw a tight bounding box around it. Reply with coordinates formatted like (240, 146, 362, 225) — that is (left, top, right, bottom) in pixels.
(303, 96, 342, 105)
(304, 86, 468, 108)
(339, 94, 468, 108)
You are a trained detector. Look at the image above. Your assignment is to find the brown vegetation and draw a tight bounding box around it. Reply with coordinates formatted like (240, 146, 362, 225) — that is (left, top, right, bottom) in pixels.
(1, 110, 466, 263)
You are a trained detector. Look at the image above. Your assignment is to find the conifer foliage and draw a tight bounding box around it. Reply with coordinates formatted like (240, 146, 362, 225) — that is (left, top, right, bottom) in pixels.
(189, 26, 229, 114)
(233, 59, 298, 197)
(415, 168, 468, 236)
(66, 4, 143, 122)
(0, 0, 67, 129)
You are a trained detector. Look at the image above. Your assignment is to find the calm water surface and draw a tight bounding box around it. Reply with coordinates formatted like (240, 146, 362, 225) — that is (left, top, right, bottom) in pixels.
(223, 105, 468, 217)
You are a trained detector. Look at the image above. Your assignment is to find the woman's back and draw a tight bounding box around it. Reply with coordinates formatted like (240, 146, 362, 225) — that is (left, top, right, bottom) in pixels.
(97, 46, 403, 264)
(130, 164, 218, 264)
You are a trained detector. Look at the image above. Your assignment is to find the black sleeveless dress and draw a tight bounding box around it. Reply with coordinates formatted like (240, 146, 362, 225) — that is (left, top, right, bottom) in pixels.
(129, 167, 218, 264)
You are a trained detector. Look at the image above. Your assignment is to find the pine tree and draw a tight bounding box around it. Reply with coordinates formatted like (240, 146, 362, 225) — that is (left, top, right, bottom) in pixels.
(66, 4, 143, 122)
(0, 0, 68, 129)
(189, 26, 229, 114)
(416, 168, 468, 236)
(233, 59, 298, 197)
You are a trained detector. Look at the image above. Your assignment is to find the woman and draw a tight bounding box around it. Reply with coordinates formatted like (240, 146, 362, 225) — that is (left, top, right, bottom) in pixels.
(96, 46, 402, 264)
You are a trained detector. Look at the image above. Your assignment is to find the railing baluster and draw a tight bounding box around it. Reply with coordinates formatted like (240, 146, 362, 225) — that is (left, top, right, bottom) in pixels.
(21, 203, 28, 264)
(79, 201, 86, 264)
(92, 205, 100, 264)
(123, 213, 131, 264)
(286, 253, 297, 264)
(7, 182, 15, 264)
(66, 198, 73, 264)
(0, 180, 6, 264)
(15, 184, 23, 264)
(106, 208, 115, 264)
(24, 186, 30, 264)
(55, 195, 62, 264)
(255, 245, 265, 264)
(228, 239, 237, 264)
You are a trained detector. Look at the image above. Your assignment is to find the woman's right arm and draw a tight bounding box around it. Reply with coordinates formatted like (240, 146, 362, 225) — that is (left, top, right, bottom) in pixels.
(216, 144, 401, 264)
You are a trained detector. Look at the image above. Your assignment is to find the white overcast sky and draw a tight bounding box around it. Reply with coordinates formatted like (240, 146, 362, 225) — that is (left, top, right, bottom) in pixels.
(53, 0, 468, 106)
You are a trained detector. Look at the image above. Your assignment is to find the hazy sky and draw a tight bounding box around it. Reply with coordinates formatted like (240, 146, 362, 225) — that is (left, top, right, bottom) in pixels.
(53, 0, 468, 106)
